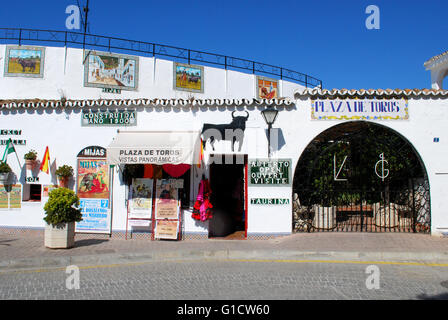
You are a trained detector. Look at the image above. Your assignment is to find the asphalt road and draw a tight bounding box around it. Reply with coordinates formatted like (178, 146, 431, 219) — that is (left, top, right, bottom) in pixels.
(1, 259, 447, 301)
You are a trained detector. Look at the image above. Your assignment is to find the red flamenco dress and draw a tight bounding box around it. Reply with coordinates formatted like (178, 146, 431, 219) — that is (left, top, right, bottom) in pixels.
(192, 179, 213, 221)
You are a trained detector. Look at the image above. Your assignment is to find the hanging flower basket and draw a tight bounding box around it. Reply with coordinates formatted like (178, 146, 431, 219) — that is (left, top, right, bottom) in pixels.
(58, 176, 69, 188)
(0, 161, 12, 184)
(0, 172, 10, 184)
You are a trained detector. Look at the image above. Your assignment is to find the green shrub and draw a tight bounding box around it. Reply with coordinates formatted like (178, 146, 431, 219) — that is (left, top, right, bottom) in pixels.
(43, 188, 82, 225)
(0, 161, 12, 173)
(24, 150, 37, 160)
(55, 165, 74, 178)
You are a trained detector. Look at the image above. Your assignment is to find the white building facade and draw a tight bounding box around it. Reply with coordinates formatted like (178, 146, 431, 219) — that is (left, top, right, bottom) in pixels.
(0, 43, 447, 239)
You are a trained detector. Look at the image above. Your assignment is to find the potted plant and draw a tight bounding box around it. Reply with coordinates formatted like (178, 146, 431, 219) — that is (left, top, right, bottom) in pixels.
(24, 150, 38, 170)
(55, 165, 74, 188)
(0, 161, 12, 184)
(43, 187, 82, 249)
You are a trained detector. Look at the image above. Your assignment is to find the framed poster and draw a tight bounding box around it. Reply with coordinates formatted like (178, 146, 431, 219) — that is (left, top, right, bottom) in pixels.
(4, 46, 45, 78)
(256, 76, 278, 99)
(173, 62, 204, 93)
(9, 185, 22, 209)
(155, 220, 179, 240)
(0, 185, 8, 209)
(42, 185, 58, 198)
(129, 178, 153, 219)
(84, 51, 138, 91)
(77, 159, 110, 199)
(0, 184, 22, 210)
(155, 179, 179, 219)
(75, 199, 111, 234)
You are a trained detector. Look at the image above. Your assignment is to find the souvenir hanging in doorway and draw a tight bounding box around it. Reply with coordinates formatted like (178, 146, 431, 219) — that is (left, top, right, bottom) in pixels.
(192, 178, 213, 221)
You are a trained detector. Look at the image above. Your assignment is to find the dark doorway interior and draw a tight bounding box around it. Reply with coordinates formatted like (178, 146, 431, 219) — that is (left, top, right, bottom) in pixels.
(209, 157, 245, 239)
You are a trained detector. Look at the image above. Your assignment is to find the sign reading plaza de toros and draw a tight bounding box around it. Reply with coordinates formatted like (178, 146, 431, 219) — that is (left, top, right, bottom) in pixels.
(311, 99, 409, 120)
(249, 159, 291, 186)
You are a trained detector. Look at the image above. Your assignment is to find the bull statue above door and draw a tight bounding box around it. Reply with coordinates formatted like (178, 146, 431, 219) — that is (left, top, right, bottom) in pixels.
(201, 111, 249, 152)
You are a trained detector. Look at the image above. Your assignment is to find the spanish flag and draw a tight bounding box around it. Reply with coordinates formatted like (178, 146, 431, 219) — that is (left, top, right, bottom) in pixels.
(197, 138, 204, 168)
(39, 146, 50, 174)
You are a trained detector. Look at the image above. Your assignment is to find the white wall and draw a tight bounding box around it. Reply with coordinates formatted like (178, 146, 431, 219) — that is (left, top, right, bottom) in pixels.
(0, 45, 303, 100)
(1, 44, 447, 237)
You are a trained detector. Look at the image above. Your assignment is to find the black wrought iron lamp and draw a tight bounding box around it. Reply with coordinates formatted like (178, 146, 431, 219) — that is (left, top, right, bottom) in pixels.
(261, 106, 279, 157)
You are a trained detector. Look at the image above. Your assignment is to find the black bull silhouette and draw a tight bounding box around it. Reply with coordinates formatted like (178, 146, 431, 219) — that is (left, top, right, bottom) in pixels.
(201, 111, 249, 152)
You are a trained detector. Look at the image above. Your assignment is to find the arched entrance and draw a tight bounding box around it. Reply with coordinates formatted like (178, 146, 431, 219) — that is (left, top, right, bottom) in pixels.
(292, 121, 430, 233)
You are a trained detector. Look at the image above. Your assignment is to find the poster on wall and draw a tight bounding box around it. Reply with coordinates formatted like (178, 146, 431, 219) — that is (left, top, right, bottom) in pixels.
(154, 220, 179, 240)
(84, 51, 138, 91)
(154, 179, 179, 219)
(42, 185, 58, 198)
(0, 186, 8, 209)
(77, 159, 110, 199)
(75, 199, 111, 234)
(0, 184, 22, 210)
(9, 185, 21, 209)
(173, 62, 204, 93)
(129, 178, 153, 219)
(256, 76, 278, 99)
(76, 146, 111, 234)
(4, 46, 45, 78)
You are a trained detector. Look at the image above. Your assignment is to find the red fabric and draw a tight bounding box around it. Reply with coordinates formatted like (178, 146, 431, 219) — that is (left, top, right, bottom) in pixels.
(192, 179, 213, 221)
(143, 164, 153, 178)
(162, 164, 191, 178)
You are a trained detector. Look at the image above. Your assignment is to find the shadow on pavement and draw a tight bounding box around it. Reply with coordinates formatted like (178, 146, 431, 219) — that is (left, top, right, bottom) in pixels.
(0, 239, 16, 246)
(416, 292, 448, 300)
(74, 238, 109, 248)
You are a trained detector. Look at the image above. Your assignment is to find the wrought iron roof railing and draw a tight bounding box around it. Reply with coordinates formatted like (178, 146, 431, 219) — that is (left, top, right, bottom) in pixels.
(0, 27, 322, 88)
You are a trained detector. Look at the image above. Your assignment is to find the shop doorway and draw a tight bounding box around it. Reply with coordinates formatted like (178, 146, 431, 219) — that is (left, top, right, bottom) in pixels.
(292, 121, 430, 233)
(209, 155, 247, 239)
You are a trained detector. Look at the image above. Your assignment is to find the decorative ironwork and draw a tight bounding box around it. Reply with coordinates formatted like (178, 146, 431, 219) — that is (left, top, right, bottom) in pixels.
(0, 28, 322, 88)
(293, 121, 431, 233)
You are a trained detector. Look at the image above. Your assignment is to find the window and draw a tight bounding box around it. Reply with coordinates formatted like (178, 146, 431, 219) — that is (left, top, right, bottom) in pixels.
(122, 164, 191, 208)
(22, 184, 42, 202)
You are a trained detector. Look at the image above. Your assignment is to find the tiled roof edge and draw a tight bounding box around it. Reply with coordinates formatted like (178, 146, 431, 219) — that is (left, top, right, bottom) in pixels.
(0, 97, 293, 109)
(294, 88, 448, 98)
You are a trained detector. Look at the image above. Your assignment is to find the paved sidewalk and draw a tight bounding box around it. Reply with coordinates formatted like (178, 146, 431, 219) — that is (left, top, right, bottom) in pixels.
(1, 229, 448, 271)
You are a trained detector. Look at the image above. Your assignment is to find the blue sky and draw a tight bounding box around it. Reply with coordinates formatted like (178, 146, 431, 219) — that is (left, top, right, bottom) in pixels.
(0, 0, 446, 89)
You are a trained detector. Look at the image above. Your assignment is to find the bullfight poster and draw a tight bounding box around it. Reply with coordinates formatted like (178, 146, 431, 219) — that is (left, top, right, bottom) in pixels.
(129, 178, 153, 219)
(76, 150, 111, 234)
(77, 159, 110, 199)
(154, 179, 179, 220)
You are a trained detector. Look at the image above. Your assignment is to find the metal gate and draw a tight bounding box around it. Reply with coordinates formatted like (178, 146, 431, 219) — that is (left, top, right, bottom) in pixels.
(292, 122, 430, 233)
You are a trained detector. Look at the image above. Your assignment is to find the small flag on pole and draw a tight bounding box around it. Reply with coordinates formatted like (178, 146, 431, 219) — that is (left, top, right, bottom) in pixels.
(2, 138, 16, 163)
(40, 146, 50, 174)
(197, 138, 204, 168)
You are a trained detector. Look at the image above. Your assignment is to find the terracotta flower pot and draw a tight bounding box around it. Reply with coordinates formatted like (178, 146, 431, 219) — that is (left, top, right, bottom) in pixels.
(0, 172, 10, 184)
(25, 159, 35, 170)
(58, 176, 69, 188)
